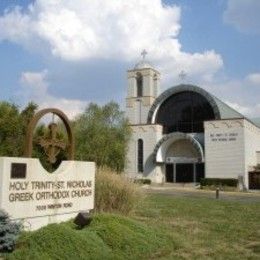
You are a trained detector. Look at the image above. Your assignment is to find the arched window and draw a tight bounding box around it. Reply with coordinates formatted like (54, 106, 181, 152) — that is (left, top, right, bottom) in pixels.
(155, 91, 216, 133)
(137, 139, 143, 172)
(136, 73, 143, 97)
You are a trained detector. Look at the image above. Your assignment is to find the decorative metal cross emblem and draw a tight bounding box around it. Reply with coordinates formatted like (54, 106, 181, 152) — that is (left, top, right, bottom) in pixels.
(141, 49, 147, 59)
(38, 123, 66, 164)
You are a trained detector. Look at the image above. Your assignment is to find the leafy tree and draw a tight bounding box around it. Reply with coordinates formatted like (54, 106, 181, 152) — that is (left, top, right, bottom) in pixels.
(20, 101, 38, 130)
(0, 101, 38, 157)
(0, 101, 69, 172)
(0, 101, 131, 173)
(0, 102, 22, 156)
(74, 102, 131, 172)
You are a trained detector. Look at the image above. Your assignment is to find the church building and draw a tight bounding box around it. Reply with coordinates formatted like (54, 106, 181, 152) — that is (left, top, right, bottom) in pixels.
(125, 54, 260, 190)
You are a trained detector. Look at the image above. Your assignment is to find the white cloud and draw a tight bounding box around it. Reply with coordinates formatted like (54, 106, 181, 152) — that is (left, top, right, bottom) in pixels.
(20, 70, 87, 118)
(0, 0, 223, 81)
(160, 50, 223, 85)
(246, 73, 260, 85)
(224, 0, 260, 34)
(200, 72, 260, 118)
(20, 70, 48, 98)
(225, 101, 260, 119)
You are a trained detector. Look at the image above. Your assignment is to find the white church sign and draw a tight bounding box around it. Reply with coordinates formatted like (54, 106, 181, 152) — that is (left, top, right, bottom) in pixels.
(0, 108, 95, 230)
(209, 132, 239, 142)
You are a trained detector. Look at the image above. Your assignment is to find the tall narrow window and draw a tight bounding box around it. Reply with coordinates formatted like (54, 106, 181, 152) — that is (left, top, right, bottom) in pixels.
(137, 139, 144, 172)
(136, 73, 143, 97)
(153, 74, 157, 97)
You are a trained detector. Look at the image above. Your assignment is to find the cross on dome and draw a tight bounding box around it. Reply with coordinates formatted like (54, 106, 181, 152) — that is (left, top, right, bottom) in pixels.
(141, 49, 147, 59)
(134, 49, 153, 69)
(179, 70, 187, 81)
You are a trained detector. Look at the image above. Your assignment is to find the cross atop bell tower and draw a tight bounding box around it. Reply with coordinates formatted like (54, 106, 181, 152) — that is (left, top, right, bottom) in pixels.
(125, 51, 161, 125)
(141, 49, 147, 60)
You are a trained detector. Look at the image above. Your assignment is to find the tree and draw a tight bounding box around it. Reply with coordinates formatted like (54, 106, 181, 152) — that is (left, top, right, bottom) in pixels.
(0, 210, 21, 252)
(20, 101, 38, 129)
(0, 101, 70, 172)
(0, 101, 131, 173)
(0, 101, 38, 157)
(74, 102, 131, 172)
(0, 102, 22, 156)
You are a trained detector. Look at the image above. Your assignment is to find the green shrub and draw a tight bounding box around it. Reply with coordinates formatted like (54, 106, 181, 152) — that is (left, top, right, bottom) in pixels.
(6, 214, 174, 260)
(0, 210, 21, 252)
(134, 179, 151, 185)
(95, 168, 143, 215)
(200, 178, 238, 187)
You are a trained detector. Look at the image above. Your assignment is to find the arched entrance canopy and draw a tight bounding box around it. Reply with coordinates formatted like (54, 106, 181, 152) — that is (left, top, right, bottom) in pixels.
(147, 84, 221, 124)
(153, 132, 204, 163)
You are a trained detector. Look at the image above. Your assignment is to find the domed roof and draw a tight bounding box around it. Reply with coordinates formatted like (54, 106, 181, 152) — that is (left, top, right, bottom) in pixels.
(147, 84, 244, 124)
(134, 49, 154, 69)
(134, 60, 154, 69)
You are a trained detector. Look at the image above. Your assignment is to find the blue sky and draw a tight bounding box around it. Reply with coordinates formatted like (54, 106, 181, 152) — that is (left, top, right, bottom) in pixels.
(0, 0, 259, 118)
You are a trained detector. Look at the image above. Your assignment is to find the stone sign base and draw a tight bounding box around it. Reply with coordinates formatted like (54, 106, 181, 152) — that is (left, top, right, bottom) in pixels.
(21, 212, 80, 230)
(0, 157, 95, 230)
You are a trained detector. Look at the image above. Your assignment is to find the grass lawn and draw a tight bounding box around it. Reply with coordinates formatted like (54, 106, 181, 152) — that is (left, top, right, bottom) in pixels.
(133, 194, 260, 259)
(4, 193, 260, 260)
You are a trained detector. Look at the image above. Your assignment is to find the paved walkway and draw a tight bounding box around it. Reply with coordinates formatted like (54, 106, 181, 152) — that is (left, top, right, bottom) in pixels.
(142, 185, 260, 203)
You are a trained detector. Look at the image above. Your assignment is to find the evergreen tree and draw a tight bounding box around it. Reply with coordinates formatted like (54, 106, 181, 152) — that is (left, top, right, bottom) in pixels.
(0, 210, 21, 252)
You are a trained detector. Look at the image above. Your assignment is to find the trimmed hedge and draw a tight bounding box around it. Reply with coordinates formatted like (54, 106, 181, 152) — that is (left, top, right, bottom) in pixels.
(200, 178, 238, 187)
(134, 179, 151, 185)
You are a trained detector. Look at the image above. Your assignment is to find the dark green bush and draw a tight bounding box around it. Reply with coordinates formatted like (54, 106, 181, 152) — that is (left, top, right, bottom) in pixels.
(200, 178, 238, 187)
(134, 179, 151, 185)
(0, 210, 21, 252)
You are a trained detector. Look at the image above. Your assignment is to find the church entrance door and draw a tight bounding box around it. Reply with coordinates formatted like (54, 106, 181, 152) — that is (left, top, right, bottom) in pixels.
(166, 164, 174, 182)
(176, 163, 193, 182)
(165, 163, 205, 183)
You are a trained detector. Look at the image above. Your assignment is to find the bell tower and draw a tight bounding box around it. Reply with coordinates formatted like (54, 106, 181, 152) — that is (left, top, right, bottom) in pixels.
(126, 50, 160, 125)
